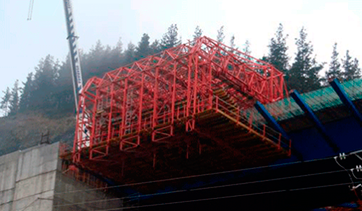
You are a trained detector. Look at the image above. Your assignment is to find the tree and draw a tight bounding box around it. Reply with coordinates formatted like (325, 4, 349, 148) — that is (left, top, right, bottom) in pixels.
(243, 40, 251, 55)
(115, 37, 123, 53)
(241, 40, 252, 61)
(325, 43, 342, 81)
(89, 40, 106, 67)
(135, 33, 151, 61)
(193, 26, 203, 40)
(123, 42, 136, 65)
(305, 58, 324, 91)
(266, 23, 289, 73)
(0, 87, 11, 116)
(85, 40, 108, 77)
(216, 26, 225, 43)
(31, 55, 60, 110)
(228, 35, 239, 55)
(288, 27, 322, 93)
(150, 39, 161, 54)
(230, 35, 236, 49)
(161, 24, 181, 50)
(55, 56, 74, 111)
(9, 80, 20, 115)
(107, 37, 123, 70)
(19, 72, 34, 112)
(351, 58, 361, 79)
(342, 50, 361, 81)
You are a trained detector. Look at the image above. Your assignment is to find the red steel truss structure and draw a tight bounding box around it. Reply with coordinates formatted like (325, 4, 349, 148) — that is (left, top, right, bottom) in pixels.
(72, 36, 289, 171)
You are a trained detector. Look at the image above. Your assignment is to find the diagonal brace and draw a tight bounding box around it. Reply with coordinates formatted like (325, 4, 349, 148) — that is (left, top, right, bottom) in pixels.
(330, 78, 362, 126)
(254, 101, 290, 140)
(290, 90, 339, 152)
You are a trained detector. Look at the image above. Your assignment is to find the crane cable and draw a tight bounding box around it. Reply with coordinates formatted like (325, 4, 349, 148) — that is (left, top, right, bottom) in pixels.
(27, 0, 35, 20)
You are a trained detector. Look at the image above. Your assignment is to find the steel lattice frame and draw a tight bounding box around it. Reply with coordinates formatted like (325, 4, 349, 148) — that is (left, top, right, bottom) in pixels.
(73, 36, 286, 163)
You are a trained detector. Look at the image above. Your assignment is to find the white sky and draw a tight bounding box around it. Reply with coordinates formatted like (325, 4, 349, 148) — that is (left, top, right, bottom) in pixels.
(1, 0, 362, 98)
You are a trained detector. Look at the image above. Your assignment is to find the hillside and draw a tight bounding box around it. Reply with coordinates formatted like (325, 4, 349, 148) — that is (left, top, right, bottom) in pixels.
(0, 112, 74, 156)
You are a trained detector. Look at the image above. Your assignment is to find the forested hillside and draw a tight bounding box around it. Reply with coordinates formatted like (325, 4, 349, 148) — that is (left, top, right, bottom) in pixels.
(0, 24, 360, 156)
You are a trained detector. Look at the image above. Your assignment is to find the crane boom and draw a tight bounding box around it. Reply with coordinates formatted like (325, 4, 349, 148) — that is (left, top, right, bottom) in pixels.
(63, 0, 84, 111)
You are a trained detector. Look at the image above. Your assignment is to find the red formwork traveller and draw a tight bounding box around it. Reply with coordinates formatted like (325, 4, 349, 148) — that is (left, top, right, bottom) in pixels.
(72, 36, 290, 179)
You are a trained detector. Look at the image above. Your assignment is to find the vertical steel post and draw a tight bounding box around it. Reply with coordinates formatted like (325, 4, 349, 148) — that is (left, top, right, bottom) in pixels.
(120, 79, 128, 138)
(138, 74, 144, 132)
(171, 66, 177, 124)
(90, 88, 98, 150)
(187, 56, 192, 117)
(193, 54, 199, 114)
(153, 68, 159, 129)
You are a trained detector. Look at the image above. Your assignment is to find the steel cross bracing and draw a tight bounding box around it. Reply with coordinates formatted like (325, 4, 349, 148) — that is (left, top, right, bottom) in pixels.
(72, 36, 289, 166)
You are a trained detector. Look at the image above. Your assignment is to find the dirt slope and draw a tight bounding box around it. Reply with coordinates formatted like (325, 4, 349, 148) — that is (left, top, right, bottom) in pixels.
(0, 113, 75, 156)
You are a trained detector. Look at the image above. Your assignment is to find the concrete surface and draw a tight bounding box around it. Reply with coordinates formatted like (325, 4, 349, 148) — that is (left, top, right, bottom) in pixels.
(53, 170, 122, 211)
(0, 142, 122, 211)
(0, 143, 58, 211)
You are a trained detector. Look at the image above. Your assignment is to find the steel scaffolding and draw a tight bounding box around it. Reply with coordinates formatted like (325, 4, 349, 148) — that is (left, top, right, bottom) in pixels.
(71, 36, 290, 181)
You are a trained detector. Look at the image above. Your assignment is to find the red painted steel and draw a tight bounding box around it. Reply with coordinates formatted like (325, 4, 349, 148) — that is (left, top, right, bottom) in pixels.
(72, 36, 286, 163)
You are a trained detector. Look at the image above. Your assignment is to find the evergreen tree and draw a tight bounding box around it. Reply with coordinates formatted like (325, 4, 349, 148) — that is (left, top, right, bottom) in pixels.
(9, 80, 20, 115)
(216, 26, 225, 43)
(19, 72, 34, 112)
(342, 50, 361, 81)
(107, 38, 123, 70)
(228, 35, 238, 55)
(31, 55, 59, 110)
(305, 58, 324, 91)
(115, 37, 123, 53)
(56, 56, 72, 91)
(241, 40, 252, 61)
(123, 42, 136, 64)
(0, 87, 11, 116)
(351, 58, 361, 79)
(243, 40, 251, 55)
(342, 50, 353, 81)
(288, 27, 322, 93)
(161, 24, 181, 50)
(150, 39, 161, 54)
(230, 35, 236, 49)
(135, 33, 151, 60)
(193, 26, 203, 40)
(325, 43, 342, 81)
(267, 23, 289, 73)
(86, 40, 107, 77)
(89, 40, 105, 64)
(53, 56, 76, 113)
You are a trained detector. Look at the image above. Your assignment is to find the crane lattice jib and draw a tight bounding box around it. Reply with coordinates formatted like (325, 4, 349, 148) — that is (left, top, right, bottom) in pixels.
(72, 36, 286, 162)
(63, 0, 84, 110)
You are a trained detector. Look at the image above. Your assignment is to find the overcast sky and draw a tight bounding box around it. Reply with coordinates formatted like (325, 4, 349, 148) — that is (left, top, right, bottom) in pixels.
(1, 0, 362, 99)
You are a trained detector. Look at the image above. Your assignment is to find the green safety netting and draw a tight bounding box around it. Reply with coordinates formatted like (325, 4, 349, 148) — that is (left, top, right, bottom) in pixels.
(243, 78, 362, 125)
